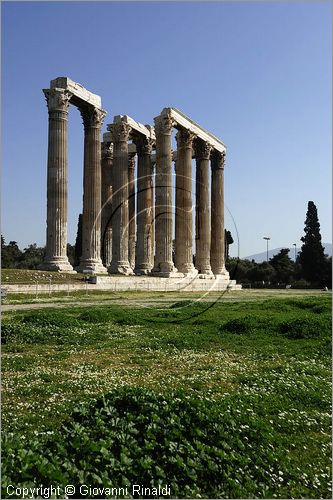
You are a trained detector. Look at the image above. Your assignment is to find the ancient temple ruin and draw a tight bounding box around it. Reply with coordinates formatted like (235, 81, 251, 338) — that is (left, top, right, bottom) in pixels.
(39, 77, 239, 289)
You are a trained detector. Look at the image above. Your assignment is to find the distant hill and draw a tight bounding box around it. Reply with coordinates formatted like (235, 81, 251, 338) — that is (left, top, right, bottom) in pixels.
(244, 243, 332, 263)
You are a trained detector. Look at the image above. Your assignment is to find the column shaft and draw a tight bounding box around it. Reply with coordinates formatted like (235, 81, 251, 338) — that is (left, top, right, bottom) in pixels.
(101, 142, 113, 267)
(134, 136, 154, 274)
(128, 153, 136, 270)
(109, 120, 133, 274)
(211, 150, 227, 275)
(77, 107, 107, 273)
(195, 140, 213, 276)
(175, 129, 196, 275)
(39, 88, 74, 272)
(152, 112, 177, 276)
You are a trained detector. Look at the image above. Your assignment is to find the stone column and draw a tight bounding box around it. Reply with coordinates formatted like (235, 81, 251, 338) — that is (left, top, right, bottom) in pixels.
(77, 107, 107, 274)
(211, 150, 228, 276)
(128, 152, 136, 270)
(194, 140, 213, 277)
(101, 141, 113, 268)
(39, 88, 74, 272)
(152, 112, 178, 276)
(175, 129, 197, 275)
(109, 120, 133, 275)
(133, 136, 154, 275)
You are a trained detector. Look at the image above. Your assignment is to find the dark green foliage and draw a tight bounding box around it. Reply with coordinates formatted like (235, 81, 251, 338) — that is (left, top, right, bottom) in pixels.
(269, 249, 294, 284)
(278, 316, 327, 339)
(299, 201, 326, 285)
(169, 300, 194, 309)
(220, 316, 257, 334)
(1, 387, 317, 499)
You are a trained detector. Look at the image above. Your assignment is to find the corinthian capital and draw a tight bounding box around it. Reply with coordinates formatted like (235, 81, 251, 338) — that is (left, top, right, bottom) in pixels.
(43, 88, 72, 112)
(101, 141, 113, 161)
(154, 111, 175, 136)
(133, 135, 154, 156)
(194, 140, 212, 160)
(176, 128, 196, 149)
(112, 120, 132, 143)
(211, 150, 226, 170)
(80, 107, 107, 130)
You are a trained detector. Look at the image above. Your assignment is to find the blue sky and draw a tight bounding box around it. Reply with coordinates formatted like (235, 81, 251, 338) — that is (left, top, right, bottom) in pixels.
(2, 1, 331, 258)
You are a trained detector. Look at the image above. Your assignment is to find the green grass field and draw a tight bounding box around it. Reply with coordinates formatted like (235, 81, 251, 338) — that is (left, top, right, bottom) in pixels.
(2, 291, 332, 498)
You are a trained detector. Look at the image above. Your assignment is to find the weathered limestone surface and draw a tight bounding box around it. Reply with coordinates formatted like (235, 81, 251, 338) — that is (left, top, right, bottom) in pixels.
(77, 107, 107, 274)
(101, 142, 113, 267)
(134, 135, 154, 274)
(175, 129, 197, 275)
(195, 140, 213, 277)
(211, 150, 229, 277)
(51, 77, 101, 108)
(152, 110, 178, 276)
(128, 152, 136, 269)
(39, 88, 74, 272)
(108, 119, 133, 275)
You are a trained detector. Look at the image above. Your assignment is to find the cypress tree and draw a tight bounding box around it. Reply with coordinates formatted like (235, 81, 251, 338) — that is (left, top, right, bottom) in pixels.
(299, 201, 326, 285)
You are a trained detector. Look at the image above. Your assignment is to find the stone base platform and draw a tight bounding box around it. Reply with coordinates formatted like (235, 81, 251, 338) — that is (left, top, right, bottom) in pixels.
(90, 275, 242, 292)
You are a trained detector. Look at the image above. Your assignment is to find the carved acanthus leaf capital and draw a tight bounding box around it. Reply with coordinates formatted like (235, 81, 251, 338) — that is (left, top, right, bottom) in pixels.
(154, 112, 175, 136)
(101, 142, 113, 161)
(43, 88, 72, 112)
(112, 120, 132, 142)
(80, 107, 106, 130)
(176, 128, 196, 149)
(194, 140, 212, 160)
(133, 135, 154, 156)
(211, 150, 226, 170)
(128, 152, 136, 170)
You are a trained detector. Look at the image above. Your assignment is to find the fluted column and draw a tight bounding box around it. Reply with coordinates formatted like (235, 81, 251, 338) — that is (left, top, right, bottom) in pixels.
(109, 120, 133, 275)
(101, 141, 113, 267)
(77, 107, 107, 273)
(211, 150, 228, 276)
(128, 152, 136, 270)
(195, 140, 213, 276)
(152, 111, 178, 276)
(133, 136, 154, 274)
(39, 88, 74, 272)
(175, 129, 197, 275)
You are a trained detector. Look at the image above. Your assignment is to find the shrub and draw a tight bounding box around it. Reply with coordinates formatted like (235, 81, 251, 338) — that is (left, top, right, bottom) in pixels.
(278, 317, 326, 339)
(220, 316, 257, 334)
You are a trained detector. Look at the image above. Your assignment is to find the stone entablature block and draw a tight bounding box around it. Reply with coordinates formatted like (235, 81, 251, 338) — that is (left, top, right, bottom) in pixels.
(50, 77, 102, 109)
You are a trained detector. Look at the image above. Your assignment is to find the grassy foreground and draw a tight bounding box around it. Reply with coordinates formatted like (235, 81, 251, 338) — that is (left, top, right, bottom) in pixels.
(2, 292, 332, 498)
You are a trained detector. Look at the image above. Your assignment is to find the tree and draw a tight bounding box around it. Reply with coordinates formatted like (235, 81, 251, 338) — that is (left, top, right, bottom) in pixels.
(247, 261, 275, 284)
(224, 230, 234, 261)
(226, 258, 256, 283)
(1, 238, 22, 268)
(18, 244, 45, 269)
(299, 201, 326, 285)
(269, 248, 294, 284)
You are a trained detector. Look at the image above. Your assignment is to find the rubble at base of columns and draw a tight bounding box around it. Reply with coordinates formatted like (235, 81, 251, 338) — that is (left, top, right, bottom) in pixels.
(108, 262, 134, 275)
(134, 267, 152, 276)
(76, 260, 107, 274)
(198, 272, 215, 279)
(38, 259, 76, 273)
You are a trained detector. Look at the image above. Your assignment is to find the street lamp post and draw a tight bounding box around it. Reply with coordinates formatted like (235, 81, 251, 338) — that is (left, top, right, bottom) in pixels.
(263, 237, 270, 262)
(293, 243, 297, 262)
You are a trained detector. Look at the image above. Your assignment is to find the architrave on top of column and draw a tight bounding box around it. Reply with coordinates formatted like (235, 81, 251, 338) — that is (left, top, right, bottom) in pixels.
(106, 115, 156, 143)
(49, 77, 103, 110)
(157, 107, 226, 153)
